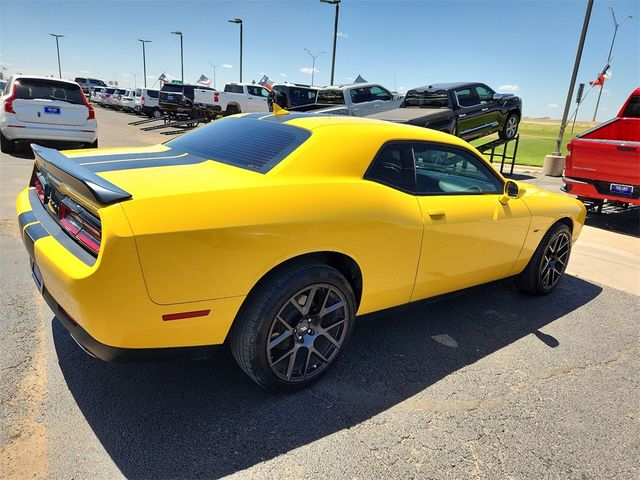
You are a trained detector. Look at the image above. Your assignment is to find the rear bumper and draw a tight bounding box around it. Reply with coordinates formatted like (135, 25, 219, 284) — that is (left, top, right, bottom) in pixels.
(562, 177, 640, 205)
(1, 121, 97, 144)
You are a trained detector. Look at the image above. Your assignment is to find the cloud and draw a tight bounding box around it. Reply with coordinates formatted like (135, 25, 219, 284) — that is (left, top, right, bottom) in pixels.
(498, 84, 520, 93)
(547, 103, 559, 108)
(78, 69, 92, 74)
(280, 73, 287, 77)
(121, 73, 131, 78)
(221, 64, 233, 69)
(300, 67, 319, 75)
(337, 32, 348, 38)
(345, 76, 354, 81)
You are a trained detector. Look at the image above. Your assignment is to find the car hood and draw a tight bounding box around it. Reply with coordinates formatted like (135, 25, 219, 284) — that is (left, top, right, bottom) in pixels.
(61, 144, 265, 203)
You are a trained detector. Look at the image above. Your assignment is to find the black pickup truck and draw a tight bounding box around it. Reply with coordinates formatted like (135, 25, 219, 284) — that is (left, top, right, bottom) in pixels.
(368, 82, 522, 141)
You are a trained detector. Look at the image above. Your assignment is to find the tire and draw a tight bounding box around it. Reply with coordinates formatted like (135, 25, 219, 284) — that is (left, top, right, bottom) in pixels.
(230, 262, 356, 391)
(226, 105, 240, 116)
(152, 108, 162, 119)
(0, 130, 16, 154)
(499, 113, 519, 140)
(515, 222, 572, 295)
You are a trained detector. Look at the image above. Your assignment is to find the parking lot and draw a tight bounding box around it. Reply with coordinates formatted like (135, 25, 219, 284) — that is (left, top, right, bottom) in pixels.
(1, 107, 639, 479)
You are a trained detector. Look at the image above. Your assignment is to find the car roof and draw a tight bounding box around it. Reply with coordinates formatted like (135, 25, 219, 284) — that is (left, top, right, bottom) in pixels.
(12, 75, 80, 86)
(409, 82, 480, 92)
(322, 83, 385, 90)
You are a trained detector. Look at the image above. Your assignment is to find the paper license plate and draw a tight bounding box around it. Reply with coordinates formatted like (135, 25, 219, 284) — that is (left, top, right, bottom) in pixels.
(610, 183, 633, 195)
(31, 260, 44, 293)
(44, 106, 61, 115)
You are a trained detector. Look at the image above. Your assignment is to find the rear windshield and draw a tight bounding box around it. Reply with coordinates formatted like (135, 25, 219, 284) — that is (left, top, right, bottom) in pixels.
(165, 118, 311, 173)
(403, 90, 451, 108)
(162, 84, 183, 93)
(89, 79, 106, 86)
(621, 96, 640, 118)
(16, 79, 85, 105)
(104, 88, 116, 94)
(316, 89, 345, 105)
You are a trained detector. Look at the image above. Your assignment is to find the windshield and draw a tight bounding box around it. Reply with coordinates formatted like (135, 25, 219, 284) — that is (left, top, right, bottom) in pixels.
(403, 89, 451, 108)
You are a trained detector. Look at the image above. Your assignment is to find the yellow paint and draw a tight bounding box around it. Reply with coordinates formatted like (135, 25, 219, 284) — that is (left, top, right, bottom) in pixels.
(17, 115, 586, 351)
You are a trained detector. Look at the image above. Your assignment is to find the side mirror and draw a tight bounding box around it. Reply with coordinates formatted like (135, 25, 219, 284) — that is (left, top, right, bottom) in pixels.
(499, 180, 525, 204)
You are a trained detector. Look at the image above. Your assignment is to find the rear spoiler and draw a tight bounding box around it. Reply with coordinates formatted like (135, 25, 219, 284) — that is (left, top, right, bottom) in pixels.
(31, 144, 132, 205)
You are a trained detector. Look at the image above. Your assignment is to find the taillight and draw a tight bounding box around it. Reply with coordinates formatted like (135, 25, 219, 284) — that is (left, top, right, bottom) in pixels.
(141, 96, 145, 106)
(3, 82, 16, 113)
(58, 199, 101, 255)
(214, 92, 219, 103)
(79, 88, 95, 120)
(34, 177, 45, 203)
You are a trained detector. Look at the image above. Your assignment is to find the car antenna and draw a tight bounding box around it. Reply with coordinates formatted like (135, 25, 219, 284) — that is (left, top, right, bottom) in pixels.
(272, 103, 290, 116)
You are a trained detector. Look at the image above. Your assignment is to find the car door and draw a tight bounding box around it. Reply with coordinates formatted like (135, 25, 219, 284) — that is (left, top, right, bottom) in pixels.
(474, 85, 502, 134)
(366, 85, 394, 116)
(348, 87, 374, 116)
(246, 86, 269, 112)
(410, 142, 531, 300)
(453, 87, 491, 139)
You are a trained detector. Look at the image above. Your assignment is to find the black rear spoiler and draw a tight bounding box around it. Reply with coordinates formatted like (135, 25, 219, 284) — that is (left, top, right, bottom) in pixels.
(31, 144, 132, 206)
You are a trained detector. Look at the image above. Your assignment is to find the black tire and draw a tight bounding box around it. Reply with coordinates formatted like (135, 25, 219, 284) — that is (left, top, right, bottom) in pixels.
(0, 130, 16, 154)
(515, 222, 572, 295)
(230, 262, 356, 391)
(152, 108, 162, 119)
(499, 113, 519, 140)
(226, 105, 240, 116)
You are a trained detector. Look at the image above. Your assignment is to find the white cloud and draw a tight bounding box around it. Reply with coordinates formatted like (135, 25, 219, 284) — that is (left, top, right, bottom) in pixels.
(337, 32, 348, 38)
(221, 64, 233, 69)
(280, 73, 287, 77)
(498, 84, 520, 93)
(78, 69, 92, 74)
(548, 103, 559, 108)
(345, 76, 354, 81)
(300, 67, 319, 75)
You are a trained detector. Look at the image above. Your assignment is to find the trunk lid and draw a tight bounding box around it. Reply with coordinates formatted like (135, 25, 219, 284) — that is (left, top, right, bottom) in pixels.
(13, 98, 88, 126)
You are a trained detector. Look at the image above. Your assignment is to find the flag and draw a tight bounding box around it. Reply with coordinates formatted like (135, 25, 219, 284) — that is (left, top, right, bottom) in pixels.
(258, 75, 274, 91)
(196, 74, 212, 86)
(589, 65, 612, 87)
(158, 73, 171, 84)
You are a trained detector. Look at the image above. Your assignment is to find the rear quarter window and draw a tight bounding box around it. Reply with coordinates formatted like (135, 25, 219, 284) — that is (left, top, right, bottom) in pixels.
(15, 79, 85, 105)
(224, 84, 245, 94)
(146, 90, 159, 98)
(165, 118, 311, 173)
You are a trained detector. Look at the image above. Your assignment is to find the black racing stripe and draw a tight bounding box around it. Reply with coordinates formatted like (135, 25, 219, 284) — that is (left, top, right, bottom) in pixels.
(71, 150, 178, 165)
(261, 112, 332, 123)
(18, 211, 37, 230)
(83, 153, 209, 173)
(25, 223, 49, 242)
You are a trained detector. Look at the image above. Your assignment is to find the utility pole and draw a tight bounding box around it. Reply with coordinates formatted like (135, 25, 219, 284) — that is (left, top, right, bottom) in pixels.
(228, 19, 243, 82)
(592, 7, 633, 121)
(304, 49, 325, 86)
(138, 39, 151, 88)
(49, 34, 64, 78)
(320, 0, 341, 85)
(171, 31, 184, 84)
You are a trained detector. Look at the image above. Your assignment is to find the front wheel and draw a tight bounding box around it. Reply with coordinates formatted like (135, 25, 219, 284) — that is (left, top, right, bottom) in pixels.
(515, 223, 572, 295)
(499, 113, 519, 140)
(230, 262, 356, 391)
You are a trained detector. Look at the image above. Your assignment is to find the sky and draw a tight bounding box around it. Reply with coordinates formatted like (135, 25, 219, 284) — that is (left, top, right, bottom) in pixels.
(0, 0, 638, 121)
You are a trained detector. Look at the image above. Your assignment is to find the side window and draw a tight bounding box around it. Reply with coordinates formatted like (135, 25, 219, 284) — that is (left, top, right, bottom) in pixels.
(413, 143, 502, 195)
(454, 88, 479, 108)
(370, 86, 392, 101)
(247, 86, 268, 97)
(349, 87, 372, 104)
(475, 86, 494, 104)
(365, 143, 415, 192)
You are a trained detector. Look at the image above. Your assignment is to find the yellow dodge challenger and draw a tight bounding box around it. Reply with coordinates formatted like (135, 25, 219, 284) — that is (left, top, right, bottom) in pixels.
(17, 110, 586, 390)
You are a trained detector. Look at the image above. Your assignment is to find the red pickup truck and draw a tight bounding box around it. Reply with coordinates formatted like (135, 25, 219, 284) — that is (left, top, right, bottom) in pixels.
(563, 88, 640, 210)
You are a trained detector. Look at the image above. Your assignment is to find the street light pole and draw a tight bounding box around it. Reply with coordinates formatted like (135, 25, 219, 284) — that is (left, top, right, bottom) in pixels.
(320, 0, 340, 85)
(592, 8, 633, 121)
(171, 31, 184, 84)
(49, 34, 64, 79)
(207, 61, 223, 90)
(304, 49, 325, 86)
(138, 39, 151, 88)
(228, 19, 243, 83)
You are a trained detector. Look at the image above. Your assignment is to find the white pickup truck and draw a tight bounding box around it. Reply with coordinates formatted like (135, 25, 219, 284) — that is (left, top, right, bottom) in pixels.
(213, 83, 271, 115)
(289, 83, 404, 117)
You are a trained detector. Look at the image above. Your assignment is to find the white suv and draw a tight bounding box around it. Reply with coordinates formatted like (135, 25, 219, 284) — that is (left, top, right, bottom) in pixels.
(119, 89, 136, 112)
(134, 88, 163, 118)
(0, 76, 98, 153)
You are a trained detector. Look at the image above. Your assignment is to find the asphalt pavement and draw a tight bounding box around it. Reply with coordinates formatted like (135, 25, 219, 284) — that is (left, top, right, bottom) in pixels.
(1, 108, 639, 479)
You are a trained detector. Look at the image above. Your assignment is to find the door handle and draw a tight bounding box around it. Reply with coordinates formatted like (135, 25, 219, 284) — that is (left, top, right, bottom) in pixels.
(427, 209, 446, 217)
(481, 107, 489, 111)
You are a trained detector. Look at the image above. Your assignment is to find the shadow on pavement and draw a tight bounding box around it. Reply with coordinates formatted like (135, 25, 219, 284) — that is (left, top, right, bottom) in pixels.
(53, 275, 602, 479)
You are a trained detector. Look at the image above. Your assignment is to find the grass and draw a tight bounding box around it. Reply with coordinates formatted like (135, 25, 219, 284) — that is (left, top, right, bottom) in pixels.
(470, 119, 597, 167)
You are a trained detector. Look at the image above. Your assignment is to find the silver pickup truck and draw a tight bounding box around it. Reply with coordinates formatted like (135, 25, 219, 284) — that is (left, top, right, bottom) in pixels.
(289, 83, 404, 117)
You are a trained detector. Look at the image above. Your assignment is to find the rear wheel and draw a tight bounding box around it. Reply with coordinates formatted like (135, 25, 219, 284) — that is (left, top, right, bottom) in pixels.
(0, 130, 16, 154)
(226, 105, 240, 116)
(499, 113, 519, 140)
(151, 108, 162, 119)
(230, 262, 356, 391)
(515, 223, 572, 295)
